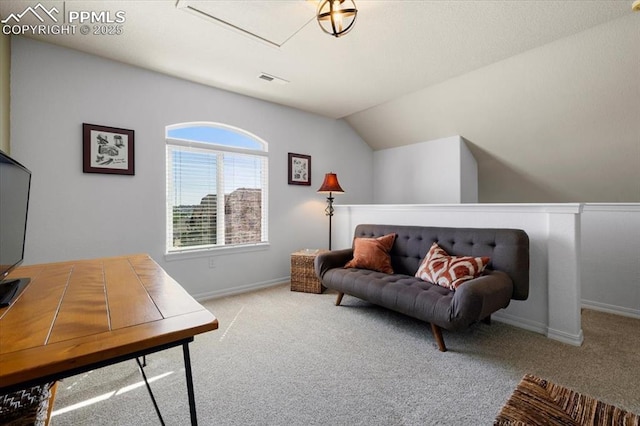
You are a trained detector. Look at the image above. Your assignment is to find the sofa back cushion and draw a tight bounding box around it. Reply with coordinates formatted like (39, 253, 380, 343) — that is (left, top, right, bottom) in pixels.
(352, 224, 530, 300)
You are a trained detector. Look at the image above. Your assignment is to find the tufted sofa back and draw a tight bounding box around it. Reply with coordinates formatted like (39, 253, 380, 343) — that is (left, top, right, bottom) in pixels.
(353, 224, 530, 300)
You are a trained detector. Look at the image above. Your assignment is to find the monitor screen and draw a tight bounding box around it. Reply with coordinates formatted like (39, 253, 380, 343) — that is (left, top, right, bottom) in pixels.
(0, 150, 32, 280)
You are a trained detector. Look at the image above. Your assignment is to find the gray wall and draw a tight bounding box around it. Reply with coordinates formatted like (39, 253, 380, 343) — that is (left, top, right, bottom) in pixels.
(10, 36, 373, 298)
(580, 205, 640, 318)
(346, 14, 640, 203)
(0, 33, 9, 154)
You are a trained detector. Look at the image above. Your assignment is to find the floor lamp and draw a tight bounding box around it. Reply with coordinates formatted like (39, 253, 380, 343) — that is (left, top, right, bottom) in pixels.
(317, 172, 344, 250)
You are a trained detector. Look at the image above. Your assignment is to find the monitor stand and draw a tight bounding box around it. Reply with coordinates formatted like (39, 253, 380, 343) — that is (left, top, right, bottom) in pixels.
(0, 277, 31, 308)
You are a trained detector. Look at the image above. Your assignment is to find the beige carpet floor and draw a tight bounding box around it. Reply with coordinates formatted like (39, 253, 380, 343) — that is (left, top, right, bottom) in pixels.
(50, 284, 640, 425)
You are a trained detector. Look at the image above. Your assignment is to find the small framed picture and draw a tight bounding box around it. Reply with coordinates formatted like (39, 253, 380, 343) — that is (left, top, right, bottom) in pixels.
(288, 153, 311, 186)
(83, 123, 135, 175)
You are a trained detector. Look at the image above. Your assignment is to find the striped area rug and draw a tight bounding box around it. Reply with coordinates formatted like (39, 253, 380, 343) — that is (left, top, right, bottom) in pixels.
(495, 374, 639, 426)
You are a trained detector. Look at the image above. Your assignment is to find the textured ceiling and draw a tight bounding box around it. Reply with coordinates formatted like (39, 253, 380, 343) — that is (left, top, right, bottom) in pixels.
(0, 1, 633, 120)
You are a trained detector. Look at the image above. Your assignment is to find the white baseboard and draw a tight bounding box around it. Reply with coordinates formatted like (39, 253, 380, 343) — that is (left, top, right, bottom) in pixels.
(493, 312, 583, 346)
(194, 277, 289, 301)
(547, 327, 584, 346)
(581, 300, 640, 319)
(492, 311, 547, 335)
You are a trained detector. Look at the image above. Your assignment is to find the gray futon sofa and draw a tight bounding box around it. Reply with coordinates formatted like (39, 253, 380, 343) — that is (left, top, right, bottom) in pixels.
(314, 224, 529, 351)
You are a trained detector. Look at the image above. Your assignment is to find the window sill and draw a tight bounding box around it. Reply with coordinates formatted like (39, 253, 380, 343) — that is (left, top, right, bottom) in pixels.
(164, 242, 270, 262)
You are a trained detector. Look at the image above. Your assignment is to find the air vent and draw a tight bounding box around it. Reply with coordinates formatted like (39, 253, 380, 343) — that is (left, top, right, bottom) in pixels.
(258, 73, 289, 85)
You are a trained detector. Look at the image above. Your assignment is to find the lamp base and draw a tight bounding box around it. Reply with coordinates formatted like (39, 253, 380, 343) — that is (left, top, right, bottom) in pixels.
(325, 194, 334, 250)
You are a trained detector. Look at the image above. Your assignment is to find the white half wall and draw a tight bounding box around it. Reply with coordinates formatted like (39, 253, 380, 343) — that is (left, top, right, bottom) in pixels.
(10, 36, 374, 298)
(332, 203, 584, 346)
(581, 204, 640, 318)
(372, 136, 478, 204)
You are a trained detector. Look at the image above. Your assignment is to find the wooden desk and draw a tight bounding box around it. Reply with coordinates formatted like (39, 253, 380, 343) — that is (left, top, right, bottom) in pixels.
(0, 254, 218, 425)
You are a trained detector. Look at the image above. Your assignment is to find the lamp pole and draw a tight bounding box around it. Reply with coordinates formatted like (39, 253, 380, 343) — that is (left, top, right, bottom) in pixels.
(325, 191, 335, 250)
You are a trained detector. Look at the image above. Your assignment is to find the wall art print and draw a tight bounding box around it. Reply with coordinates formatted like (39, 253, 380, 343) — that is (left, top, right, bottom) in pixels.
(288, 153, 311, 186)
(83, 123, 135, 175)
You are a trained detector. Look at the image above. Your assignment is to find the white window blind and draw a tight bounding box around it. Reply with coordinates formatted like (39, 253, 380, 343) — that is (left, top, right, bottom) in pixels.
(166, 123, 268, 253)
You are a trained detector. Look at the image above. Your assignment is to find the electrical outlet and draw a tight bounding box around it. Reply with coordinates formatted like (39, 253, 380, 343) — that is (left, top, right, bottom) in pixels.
(208, 257, 216, 269)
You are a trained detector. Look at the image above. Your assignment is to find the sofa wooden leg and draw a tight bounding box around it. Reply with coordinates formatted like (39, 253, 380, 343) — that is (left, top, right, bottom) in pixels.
(335, 292, 344, 306)
(482, 315, 491, 325)
(430, 323, 447, 352)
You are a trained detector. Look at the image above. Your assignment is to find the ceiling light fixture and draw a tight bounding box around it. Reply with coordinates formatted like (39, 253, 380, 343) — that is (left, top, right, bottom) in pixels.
(633, 0, 640, 11)
(316, 0, 358, 38)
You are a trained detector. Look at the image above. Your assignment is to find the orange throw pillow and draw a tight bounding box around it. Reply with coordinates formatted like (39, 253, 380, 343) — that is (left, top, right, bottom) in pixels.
(344, 233, 396, 274)
(415, 242, 490, 290)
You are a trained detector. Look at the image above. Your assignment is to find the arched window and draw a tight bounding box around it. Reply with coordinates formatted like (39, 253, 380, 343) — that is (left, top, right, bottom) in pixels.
(166, 123, 268, 253)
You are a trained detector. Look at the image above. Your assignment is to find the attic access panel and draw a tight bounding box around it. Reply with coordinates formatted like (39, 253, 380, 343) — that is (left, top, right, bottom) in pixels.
(176, 0, 316, 48)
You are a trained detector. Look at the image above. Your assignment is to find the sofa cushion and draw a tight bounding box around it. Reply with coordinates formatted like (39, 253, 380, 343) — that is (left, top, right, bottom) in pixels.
(344, 233, 396, 274)
(416, 242, 490, 290)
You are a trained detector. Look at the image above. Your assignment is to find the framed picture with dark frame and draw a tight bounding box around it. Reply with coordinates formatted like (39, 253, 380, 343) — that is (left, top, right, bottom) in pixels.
(288, 153, 311, 186)
(83, 123, 135, 175)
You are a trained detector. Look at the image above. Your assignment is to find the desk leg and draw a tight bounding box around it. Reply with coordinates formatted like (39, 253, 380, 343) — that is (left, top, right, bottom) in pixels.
(183, 342, 198, 426)
(136, 357, 165, 426)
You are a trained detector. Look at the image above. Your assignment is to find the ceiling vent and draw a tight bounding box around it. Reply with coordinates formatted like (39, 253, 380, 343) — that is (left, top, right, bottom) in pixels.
(258, 73, 289, 85)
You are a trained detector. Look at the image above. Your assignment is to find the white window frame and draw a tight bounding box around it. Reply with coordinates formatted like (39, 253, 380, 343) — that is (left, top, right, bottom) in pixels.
(165, 122, 269, 258)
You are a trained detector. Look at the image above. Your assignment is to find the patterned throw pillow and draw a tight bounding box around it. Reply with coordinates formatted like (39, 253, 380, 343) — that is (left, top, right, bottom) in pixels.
(415, 242, 490, 290)
(344, 233, 396, 274)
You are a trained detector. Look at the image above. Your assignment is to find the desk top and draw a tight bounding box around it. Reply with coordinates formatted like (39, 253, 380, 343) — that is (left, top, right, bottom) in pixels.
(0, 254, 218, 389)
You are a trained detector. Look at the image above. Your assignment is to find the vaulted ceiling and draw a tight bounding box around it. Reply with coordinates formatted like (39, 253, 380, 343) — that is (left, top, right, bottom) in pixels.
(0, 1, 632, 120)
(3, 1, 639, 203)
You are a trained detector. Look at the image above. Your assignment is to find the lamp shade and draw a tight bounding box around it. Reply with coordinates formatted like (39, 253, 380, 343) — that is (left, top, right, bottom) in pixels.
(317, 173, 344, 193)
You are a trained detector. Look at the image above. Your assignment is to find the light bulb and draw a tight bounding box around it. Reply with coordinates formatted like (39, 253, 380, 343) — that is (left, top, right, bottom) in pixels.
(331, 1, 344, 32)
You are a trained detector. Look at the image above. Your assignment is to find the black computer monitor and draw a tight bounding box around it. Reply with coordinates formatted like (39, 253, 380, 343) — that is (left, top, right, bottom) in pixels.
(0, 149, 32, 307)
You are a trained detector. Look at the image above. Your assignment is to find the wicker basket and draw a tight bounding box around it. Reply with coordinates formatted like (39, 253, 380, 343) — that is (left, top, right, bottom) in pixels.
(290, 250, 327, 294)
(0, 381, 56, 426)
